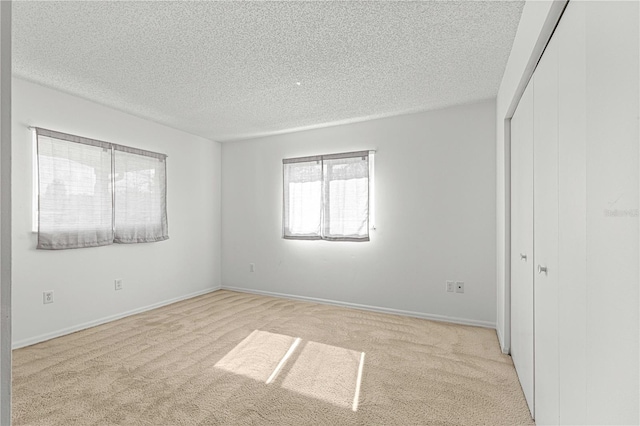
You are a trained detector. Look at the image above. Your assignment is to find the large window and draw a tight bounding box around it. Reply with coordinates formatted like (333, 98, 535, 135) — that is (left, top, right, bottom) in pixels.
(283, 151, 372, 242)
(35, 128, 168, 250)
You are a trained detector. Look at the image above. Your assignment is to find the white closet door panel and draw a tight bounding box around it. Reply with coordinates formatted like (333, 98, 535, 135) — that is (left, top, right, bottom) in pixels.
(584, 2, 639, 423)
(510, 79, 535, 417)
(556, 1, 587, 423)
(533, 31, 559, 426)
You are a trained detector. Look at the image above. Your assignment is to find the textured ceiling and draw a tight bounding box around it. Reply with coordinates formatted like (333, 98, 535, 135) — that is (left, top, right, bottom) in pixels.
(13, 1, 524, 142)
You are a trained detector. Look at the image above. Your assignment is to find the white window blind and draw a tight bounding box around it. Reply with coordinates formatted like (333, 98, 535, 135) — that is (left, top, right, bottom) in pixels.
(283, 151, 370, 242)
(323, 153, 369, 240)
(283, 157, 323, 239)
(114, 147, 168, 243)
(36, 129, 114, 249)
(35, 128, 168, 250)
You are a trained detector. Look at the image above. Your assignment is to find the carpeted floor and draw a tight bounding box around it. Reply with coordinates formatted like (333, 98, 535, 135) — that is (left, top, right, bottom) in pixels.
(12, 290, 534, 425)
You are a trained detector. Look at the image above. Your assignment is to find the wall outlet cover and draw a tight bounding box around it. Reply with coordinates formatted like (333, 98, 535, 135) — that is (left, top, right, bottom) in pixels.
(455, 281, 464, 293)
(446, 280, 455, 292)
(114, 279, 123, 291)
(43, 291, 54, 304)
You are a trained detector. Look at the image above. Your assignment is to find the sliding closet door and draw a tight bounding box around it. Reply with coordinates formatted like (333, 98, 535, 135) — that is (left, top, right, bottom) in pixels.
(533, 31, 559, 425)
(510, 80, 535, 417)
(510, 2, 638, 423)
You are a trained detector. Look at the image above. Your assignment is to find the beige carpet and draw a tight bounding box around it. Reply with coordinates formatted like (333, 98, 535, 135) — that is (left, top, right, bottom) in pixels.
(12, 290, 534, 425)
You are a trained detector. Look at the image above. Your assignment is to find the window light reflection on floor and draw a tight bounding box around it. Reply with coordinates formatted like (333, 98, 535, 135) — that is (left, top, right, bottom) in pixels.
(266, 337, 301, 384)
(214, 330, 365, 411)
(214, 330, 297, 382)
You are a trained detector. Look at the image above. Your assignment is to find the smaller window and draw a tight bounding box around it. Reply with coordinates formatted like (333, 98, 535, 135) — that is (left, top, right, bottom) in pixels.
(283, 150, 373, 242)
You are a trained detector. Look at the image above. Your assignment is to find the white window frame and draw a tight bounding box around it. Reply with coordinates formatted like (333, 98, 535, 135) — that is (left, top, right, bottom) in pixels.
(31, 128, 38, 233)
(368, 150, 376, 230)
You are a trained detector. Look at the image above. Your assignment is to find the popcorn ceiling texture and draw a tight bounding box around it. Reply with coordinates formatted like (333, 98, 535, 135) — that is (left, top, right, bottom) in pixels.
(13, 1, 524, 142)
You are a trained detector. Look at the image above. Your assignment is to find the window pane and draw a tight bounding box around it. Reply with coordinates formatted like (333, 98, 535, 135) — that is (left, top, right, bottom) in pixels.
(37, 135, 113, 249)
(324, 155, 369, 241)
(114, 149, 168, 243)
(283, 160, 322, 238)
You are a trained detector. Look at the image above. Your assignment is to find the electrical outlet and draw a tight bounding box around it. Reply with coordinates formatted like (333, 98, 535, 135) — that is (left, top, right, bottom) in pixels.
(455, 281, 465, 294)
(446, 281, 455, 292)
(249, 263, 255, 273)
(114, 279, 123, 291)
(43, 290, 54, 304)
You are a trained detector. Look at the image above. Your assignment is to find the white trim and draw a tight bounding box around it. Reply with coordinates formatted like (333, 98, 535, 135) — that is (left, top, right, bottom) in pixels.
(31, 127, 38, 233)
(222, 286, 495, 329)
(12, 286, 221, 349)
(368, 150, 376, 231)
(497, 325, 508, 354)
(504, 1, 569, 120)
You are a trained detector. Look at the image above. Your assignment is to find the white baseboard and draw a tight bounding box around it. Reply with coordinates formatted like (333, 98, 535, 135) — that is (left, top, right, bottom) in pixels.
(221, 286, 496, 329)
(497, 326, 509, 354)
(13, 286, 222, 349)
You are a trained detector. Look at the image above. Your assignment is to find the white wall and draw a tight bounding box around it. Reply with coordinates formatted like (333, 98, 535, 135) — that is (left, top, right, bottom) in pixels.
(0, 3, 10, 423)
(221, 100, 497, 327)
(495, 0, 566, 352)
(12, 78, 222, 347)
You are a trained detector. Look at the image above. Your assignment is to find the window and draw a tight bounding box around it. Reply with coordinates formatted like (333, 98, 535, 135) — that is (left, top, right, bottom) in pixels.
(34, 127, 168, 250)
(283, 151, 373, 241)
(113, 147, 168, 243)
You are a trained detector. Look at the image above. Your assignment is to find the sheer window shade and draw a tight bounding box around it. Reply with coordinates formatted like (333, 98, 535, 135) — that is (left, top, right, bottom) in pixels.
(283, 157, 323, 239)
(36, 129, 114, 249)
(35, 128, 168, 250)
(114, 147, 168, 243)
(323, 154, 369, 241)
(283, 151, 370, 242)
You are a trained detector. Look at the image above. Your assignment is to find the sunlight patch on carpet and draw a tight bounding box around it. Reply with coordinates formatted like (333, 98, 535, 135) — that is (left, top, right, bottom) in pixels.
(281, 341, 364, 410)
(215, 330, 366, 411)
(266, 337, 302, 384)
(214, 330, 298, 381)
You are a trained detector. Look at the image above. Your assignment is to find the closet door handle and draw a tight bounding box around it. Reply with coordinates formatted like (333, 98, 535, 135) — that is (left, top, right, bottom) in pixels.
(520, 253, 527, 261)
(537, 265, 548, 274)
